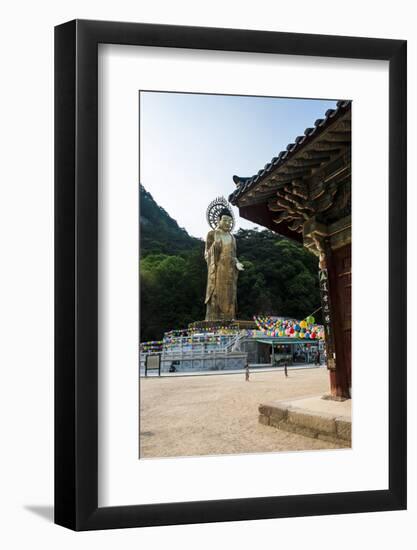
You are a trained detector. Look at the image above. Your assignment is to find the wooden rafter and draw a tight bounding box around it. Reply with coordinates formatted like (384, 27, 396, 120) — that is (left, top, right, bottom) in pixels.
(311, 142, 343, 152)
(325, 131, 351, 143)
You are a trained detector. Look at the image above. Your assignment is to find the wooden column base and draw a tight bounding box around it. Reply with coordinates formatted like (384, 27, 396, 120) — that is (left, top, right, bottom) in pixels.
(329, 370, 351, 399)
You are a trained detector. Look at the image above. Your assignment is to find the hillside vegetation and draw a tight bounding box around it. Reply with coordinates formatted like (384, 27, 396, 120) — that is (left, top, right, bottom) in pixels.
(140, 185, 320, 341)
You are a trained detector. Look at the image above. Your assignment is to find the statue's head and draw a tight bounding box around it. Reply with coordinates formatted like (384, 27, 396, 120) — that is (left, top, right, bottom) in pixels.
(218, 208, 233, 232)
(207, 197, 235, 232)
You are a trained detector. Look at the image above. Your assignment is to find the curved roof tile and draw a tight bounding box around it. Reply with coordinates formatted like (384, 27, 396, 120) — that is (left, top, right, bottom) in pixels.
(229, 100, 351, 203)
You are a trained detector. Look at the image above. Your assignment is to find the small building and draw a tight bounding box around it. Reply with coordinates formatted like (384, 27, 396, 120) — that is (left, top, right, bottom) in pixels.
(229, 101, 351, 399)
(140, 324, 324, 374)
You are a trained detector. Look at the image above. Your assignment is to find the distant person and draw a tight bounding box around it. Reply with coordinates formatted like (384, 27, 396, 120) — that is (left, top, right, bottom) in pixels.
(245, 363, 250, 382)
(315, 351, 321, 366)
(284, 363, 288, 378)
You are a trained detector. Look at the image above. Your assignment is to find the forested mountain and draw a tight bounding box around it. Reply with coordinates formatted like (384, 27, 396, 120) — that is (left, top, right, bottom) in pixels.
(140, 185, 321, 341)
(140, 184, 200, 254)
(235, 229, 321, 324)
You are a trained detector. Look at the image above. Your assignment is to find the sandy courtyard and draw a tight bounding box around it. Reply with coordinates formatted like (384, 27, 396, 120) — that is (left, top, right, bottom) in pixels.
(139, 367, 341, 459)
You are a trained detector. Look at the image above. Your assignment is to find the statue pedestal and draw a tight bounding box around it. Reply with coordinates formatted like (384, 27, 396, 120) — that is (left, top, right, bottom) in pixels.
(188, 319, 257, 331)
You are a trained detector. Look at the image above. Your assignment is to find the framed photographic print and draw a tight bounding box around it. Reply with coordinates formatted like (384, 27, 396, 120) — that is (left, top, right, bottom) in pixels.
(55, 19, 406, 530)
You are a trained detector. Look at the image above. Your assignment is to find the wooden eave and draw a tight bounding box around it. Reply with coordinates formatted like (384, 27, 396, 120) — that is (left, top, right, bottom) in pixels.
(229, 103, 351, 242)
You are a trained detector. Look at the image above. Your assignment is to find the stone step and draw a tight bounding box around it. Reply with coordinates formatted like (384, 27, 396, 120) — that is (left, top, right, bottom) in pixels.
(259, 396, 351, 447)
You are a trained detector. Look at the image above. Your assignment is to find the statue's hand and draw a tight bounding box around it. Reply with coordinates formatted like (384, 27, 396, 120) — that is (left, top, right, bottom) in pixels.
(236, 261, 244, 271)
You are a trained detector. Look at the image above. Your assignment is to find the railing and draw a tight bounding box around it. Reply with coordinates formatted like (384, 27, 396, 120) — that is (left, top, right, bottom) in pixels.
(140, 348, 248, 374)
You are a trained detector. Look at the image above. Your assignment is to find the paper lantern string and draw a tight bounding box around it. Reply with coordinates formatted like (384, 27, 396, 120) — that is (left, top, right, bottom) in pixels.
(141, 315, 325, 351)
(253, 315, 324, 340)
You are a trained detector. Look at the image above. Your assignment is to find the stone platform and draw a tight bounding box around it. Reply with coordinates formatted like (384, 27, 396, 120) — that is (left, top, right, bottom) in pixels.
(259, 395, 351, 447)
(189, 319, 257, 330)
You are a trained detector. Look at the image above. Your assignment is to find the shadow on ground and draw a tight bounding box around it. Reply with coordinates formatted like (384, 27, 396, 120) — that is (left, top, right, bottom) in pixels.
(24, 505, 54, 523)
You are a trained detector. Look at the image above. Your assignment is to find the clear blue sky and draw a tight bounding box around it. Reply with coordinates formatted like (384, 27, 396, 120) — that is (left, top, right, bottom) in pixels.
(140, 92, 338, 239)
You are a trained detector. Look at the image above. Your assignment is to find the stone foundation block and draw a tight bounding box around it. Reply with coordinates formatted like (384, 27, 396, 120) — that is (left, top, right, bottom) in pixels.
(258, 414, 270, 426)
(317, 433, 350, 447)
(335, 417, 351, 442)
(258, 398, 351, 447)
(276, 421, 317, 439)
(288, 409, 336, 435)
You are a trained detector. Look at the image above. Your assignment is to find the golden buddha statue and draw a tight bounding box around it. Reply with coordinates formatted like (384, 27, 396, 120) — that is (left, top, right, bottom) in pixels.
(204, 199, 244, 321)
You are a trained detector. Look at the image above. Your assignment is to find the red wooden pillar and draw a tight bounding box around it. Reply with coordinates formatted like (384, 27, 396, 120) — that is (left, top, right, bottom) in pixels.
(326, 243, 351, 399)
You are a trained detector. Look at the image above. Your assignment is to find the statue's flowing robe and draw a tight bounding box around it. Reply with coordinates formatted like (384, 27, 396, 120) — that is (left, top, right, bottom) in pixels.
(204, 229, 238, 321)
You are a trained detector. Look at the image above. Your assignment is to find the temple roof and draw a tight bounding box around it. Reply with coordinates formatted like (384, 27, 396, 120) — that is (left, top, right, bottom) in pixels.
(229, 100, 351, 205)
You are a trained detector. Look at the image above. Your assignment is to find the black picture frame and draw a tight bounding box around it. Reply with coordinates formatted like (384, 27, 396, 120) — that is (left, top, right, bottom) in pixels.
(55, 19, 407, 531)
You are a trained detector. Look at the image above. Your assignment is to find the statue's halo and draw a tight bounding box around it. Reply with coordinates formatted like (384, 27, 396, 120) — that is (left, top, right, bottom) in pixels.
(206, 196, 236, 231)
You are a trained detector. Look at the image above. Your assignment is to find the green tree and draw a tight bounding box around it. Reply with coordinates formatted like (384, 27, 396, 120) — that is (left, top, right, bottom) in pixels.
(139, 190, 322, 341)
